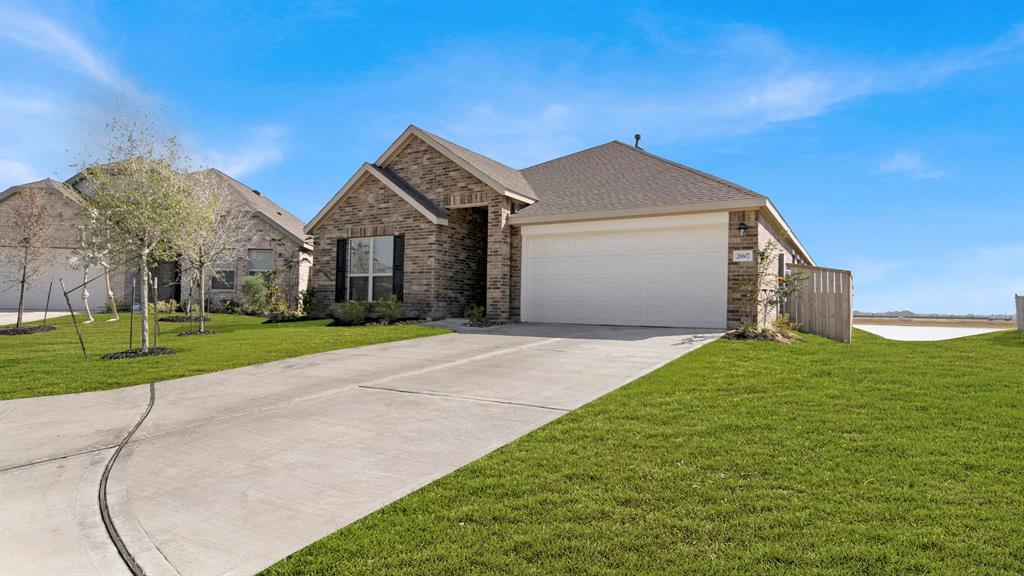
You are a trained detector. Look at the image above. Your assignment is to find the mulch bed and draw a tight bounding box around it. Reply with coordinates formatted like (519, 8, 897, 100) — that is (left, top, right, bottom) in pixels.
(101, 347, 176, 360)
(0, 325, 57, 336)
(177, 330, 222, 337)
(159, 316, 209, 323)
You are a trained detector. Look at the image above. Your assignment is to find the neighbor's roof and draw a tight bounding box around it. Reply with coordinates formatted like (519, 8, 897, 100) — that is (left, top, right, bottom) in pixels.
(518, 141, 765, 218)
(194, 168, 310, 249)
(0, 178, 82, 205)
(415, 127, 538, 201)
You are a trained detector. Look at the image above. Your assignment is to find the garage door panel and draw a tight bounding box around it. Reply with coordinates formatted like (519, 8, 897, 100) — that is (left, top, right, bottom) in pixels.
(522, 219, 727, 329)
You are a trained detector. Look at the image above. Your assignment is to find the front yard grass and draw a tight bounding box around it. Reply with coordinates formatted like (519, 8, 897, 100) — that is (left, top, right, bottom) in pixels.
(265, 329, 1023, 575)
(0, 314, 448, 400)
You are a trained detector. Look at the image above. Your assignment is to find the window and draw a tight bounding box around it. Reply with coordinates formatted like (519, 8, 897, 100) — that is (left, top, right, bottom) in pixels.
(211, 261, 236, 290)
(248, 249, 274, 279)
(348, 236, 393, 301)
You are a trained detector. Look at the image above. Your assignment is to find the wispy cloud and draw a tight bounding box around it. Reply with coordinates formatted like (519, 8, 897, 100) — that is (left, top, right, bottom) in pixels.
(0, 157, 40, 188)
(375, 22, 1024, 164)
(0, 6, 135, 94)
(879, 151, 948, 180)
(204, 125, 287, 177)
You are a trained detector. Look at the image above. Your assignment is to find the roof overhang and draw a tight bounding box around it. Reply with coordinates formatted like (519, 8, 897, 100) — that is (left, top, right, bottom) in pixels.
(377, 125, 536, 205)
(510, 198, 814, 265)
(306, 162, 448, 233)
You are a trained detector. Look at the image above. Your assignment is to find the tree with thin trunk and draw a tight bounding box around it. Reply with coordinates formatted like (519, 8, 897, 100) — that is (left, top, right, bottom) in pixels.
(77, 116, 194, 353)
(177, 171, 254, 333)
(1, 189, 53, 329)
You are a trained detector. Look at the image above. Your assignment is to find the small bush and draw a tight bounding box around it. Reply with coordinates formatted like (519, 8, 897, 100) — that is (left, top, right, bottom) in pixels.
(332, 300, 370, 325)
(376, 295, 402, 324)
(240, 275, 268, 315)
(772, 313, 800, 337)
(155, 299, 178, 314)
(465, 304, 488, 327)
(301, 288, 326, 319)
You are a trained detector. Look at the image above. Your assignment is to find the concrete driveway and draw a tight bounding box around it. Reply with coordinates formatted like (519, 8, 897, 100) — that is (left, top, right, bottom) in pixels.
(0, 323, 720, 576)
(0, 310, 69, 326)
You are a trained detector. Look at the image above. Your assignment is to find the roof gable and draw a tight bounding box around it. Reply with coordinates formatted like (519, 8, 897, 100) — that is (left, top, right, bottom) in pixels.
(0, 178, 83, 206)
(377, 125, 537, 203)
(195, 168, 310, 248)
(305, 163, 448, 233)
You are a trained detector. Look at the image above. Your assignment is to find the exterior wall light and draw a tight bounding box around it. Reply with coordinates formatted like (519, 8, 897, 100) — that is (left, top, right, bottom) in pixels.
(737, 222, 748, 236)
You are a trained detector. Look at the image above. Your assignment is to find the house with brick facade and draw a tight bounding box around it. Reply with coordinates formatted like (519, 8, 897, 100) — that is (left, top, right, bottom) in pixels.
(0, 169, 311, 312)
(307, 125, 814, 329)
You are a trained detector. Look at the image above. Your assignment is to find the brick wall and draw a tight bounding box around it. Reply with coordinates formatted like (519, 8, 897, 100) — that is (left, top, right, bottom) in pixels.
(309, 134, 514, 321)
(204, 214, 309, 309)
(309, 173, 441, 318)
(726, 209, 799, 328)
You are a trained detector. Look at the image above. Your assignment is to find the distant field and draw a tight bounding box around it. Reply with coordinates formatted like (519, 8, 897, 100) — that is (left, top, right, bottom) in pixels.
(853, 316, 1015, 329)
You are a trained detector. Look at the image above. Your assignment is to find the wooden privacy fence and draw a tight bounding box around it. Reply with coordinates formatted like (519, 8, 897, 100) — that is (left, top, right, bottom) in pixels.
(783, 264, 853, 342)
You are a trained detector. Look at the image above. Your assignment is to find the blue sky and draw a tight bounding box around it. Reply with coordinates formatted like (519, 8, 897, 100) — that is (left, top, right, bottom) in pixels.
(1, 1, 1022, 314)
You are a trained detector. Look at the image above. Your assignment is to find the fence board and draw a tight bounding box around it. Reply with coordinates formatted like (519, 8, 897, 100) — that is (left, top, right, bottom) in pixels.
(784, 264, 853, 342)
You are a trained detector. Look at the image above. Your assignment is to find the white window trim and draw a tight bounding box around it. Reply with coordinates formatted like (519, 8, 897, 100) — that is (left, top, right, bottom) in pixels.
(348, 236, 393, 301)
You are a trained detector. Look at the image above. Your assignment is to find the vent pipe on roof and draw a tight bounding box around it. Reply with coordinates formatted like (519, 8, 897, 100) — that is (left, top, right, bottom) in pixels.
(634, 134, 642, 148)
(252, 189, 261, 196)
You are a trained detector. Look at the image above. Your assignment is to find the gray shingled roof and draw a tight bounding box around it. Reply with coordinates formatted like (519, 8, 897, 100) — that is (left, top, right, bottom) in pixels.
(0, 178, 82, 205)
(418, 128, 538, 201)
(196, 168, 309, 248)
(519, 141, 765, 217)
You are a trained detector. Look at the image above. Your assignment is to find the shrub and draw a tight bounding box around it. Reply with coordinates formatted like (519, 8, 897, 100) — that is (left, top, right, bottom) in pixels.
(772, 313, 800, 338)
(375, 295, 402, 324)
(155, 299, 178, 315)
(466, 304, 488, 326)
(240, 275, 268, 315)
(332, 300, 370, 325)
(301, 288, 326, 319)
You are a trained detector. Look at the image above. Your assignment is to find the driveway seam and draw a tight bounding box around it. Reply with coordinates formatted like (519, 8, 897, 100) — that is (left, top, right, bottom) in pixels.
(358, 385, 571, 412)
(0, 444, 120, 473)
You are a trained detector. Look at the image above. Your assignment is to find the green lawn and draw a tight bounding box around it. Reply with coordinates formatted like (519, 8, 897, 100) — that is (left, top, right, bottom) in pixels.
(264, 329, 1024, 575)
(0, 314, 448, 400)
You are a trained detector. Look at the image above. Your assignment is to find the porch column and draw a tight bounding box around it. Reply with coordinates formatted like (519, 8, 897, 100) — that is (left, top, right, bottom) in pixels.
(486, 195, 512, 322)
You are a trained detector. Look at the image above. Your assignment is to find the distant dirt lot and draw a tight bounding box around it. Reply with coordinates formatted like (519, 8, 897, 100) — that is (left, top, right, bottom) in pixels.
(854, 317, 1015, 329)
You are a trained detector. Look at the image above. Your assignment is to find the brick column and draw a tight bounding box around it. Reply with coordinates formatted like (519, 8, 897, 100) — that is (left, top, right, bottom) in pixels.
(727, 210, 759, 328)
(486, 195, 512, 322)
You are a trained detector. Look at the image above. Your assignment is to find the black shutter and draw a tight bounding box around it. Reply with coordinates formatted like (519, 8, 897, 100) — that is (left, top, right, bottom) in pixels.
(392, 234, 405, 301)
(335, 238, 347, 302)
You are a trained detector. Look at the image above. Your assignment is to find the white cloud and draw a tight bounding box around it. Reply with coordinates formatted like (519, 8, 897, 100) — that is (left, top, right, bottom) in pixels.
(0, 7, 135, 94)
(204, 125, 287, 177)
(0, 157, 41, 189)
(879, 151, 948, 180)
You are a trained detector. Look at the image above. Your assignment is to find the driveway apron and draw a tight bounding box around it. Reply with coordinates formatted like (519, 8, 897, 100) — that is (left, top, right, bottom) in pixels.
(0, 324, 720, 575)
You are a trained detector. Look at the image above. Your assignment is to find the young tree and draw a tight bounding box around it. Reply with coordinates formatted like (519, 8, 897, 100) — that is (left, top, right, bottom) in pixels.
(177, 171, 254, 333)
(1, 189, 53, 329)
(72, 209, 122, 321)
(78, 117, 194, 352)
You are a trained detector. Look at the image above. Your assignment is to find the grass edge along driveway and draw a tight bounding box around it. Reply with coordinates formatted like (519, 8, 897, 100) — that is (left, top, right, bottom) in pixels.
(264, 329, 1023, 576)
(1, 313, 449, 400)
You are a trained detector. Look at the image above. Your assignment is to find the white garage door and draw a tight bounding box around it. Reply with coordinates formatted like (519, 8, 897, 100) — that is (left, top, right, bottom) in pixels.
(0, 248, 93, 311)
(521, 213, 727, 328)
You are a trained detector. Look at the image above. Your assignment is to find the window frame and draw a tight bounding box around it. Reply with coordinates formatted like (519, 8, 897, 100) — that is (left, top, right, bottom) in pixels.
(247, 249, 274, 279)
(211, 266, 236, 290)
(347, 235, 393, 302)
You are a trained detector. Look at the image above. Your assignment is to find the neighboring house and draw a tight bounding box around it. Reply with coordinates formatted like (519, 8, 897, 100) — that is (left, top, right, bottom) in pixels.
(0, 178, 131, 311)
(0, 169, 311, 312)
(176, 169, 312, 309)
(307, 125, 814, 329)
